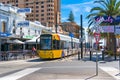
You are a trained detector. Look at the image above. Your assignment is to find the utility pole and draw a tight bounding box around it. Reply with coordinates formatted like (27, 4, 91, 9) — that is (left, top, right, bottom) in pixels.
(55, 12, 58, 33)
(80, 15, 83, 59)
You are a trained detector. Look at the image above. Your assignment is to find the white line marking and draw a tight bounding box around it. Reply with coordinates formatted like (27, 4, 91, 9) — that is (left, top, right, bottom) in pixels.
(49, 79, 85, 80)
(100, 67, 120, 80)
(0, 68, 41, 80)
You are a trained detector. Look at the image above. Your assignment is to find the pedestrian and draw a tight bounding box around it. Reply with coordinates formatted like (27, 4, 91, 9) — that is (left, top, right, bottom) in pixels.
(32, 46, 36, 58)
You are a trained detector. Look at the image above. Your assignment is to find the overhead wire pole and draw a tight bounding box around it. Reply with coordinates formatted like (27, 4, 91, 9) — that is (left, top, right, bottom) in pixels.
(55, 13, 58, 33)
(80, 14, 83, 59)
(78, 24, 80, 60)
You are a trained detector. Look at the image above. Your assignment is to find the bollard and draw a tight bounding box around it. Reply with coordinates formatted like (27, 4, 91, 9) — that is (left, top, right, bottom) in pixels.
(102, 51, 104, 60)
(78, 51, 80, 60)
(90, 50, 92, 60)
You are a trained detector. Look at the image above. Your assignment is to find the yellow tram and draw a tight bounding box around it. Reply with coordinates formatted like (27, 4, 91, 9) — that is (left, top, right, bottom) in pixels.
(36, 33, 80, 59)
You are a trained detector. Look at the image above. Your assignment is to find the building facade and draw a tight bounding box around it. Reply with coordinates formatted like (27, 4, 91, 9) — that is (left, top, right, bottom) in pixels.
(0, 3, 51, 51)
(0, 0, 61, 27)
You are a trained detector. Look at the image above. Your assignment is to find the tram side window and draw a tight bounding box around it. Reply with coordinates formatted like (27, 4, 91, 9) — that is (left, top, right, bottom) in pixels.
(60, 41, 64, 49)
(61, 41, 68, 49)
(53, 40, 60, 49)
(73, 42, 75, 48)
(64, 42, 67, 49)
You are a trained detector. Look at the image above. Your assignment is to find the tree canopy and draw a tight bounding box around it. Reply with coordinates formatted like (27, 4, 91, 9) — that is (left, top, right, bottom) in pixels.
(68, 11, 74, 22)
(87, 0, 120, 28)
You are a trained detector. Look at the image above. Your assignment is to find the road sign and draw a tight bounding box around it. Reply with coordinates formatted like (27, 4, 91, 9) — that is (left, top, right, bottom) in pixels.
(0, 32, 11, 37)
(94, 32, 100, 44)
(69, 32, 74, 38)
(17, 8, 31, 13)
(17, 21, 29, 27)
(90, 17, 104, 33)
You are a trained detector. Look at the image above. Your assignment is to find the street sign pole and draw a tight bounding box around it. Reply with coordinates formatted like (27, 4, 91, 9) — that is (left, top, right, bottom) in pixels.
(91, 17, 103, 76)
(0, 34, 2, 57)
(96, 43, 98, 76)
(94, 32, 100, 76)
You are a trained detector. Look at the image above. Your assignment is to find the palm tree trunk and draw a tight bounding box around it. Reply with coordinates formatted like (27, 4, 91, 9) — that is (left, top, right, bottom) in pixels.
(107, 33, 116, 60)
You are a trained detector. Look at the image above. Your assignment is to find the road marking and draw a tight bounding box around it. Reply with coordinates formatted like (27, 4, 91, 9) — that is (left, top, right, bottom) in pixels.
(0, 68, 41, 80)
(48, 79, 85, 80)
(100, 67, 120, 80)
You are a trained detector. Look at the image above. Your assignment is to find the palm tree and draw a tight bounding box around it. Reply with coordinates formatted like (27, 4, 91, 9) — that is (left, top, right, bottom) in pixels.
(87, 0, 120, 59)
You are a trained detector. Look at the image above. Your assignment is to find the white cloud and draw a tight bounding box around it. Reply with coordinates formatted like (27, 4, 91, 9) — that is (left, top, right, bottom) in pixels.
(85, 7, 91, 12)
(61, 1, 94, 16)
(61, 17, 68, 22)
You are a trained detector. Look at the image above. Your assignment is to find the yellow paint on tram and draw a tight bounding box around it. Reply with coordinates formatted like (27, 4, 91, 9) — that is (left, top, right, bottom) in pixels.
(37, 50, 62, 59)
(116, 35, 120, 38)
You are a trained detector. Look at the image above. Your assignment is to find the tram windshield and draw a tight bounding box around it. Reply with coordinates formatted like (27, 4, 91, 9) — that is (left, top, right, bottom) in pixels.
(40, 36, 52, 50)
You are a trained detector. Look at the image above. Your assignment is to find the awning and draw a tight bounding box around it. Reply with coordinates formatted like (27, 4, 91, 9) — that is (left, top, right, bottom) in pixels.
(25, 36, 40, 44)
(7, 39, 24, 44)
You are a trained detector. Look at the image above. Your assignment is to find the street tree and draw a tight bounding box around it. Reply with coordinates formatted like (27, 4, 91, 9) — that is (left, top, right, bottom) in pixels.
(68, 11, 74, 22)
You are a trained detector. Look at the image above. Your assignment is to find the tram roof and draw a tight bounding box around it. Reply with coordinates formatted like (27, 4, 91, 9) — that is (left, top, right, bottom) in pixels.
(58, 34, 71, 42)
(58, 34, 79, 43)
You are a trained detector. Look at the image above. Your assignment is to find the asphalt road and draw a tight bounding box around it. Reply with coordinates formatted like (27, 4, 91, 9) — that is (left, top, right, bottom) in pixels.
(0, 55, 119, 80)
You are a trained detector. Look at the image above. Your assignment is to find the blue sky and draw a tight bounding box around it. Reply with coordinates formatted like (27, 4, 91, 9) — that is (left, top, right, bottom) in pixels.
(61, 0, 97, 28)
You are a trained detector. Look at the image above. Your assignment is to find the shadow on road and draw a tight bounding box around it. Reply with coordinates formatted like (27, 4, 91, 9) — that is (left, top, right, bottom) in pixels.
(85, 74, 97, 80)
(27, 58, 57, 62)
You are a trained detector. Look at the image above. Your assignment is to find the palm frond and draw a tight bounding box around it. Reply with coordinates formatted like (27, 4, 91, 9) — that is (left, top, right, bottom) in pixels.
(87, 0, 120, 30)
(86, 13, 99, 19)
(94, 0, 109, 10)
(88, 21, 93, 28)
(90, 7, 105, 12)
(115, 1, 120, 11)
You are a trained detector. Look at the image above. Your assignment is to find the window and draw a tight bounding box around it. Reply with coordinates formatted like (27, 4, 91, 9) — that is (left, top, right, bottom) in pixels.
(26, 3, 28, 5)
(41, 14, 44, 16)
(1, 22, 6, 32)
(36, 6, 39, 8)
(35, 30, 37, 34)
(7, 1, 9, 3)
(47, 0, 50, 2)
(28, 29, 30, 35)
(41, 10, 44, 12)
(41, 1, 44, 4)
(36, 10, 39, 12)
(40, 36, 52, 50)
(2, 2, 5, 4)
(53, 40, 60, 49)
(41, 18, 44, 20)
(41, 6, 44, 8)
(36, 14, 39, 17)
(36, 19, 39, 21)
(13, 27, 16, 34)
(36, 2, 39, 4)
(16, 0, 18, 3)
(47, 17, 50, 20)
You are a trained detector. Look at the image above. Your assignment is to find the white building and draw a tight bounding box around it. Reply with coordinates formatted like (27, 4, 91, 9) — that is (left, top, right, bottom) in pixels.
(0, 3, 51, 51)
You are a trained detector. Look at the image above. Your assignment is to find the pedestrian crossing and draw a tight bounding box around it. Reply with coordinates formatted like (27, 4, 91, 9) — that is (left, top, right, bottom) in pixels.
(0, 68, 41, 80)
(0, 66, 120, 80)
